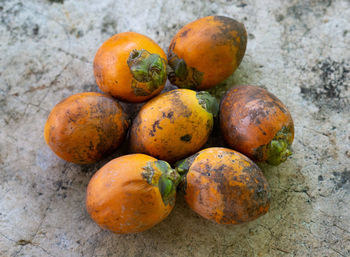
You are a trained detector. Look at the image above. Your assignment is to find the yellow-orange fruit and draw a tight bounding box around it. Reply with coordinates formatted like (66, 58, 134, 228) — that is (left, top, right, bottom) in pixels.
(220, 85, 294, 165)
(130, 89, 218, 163)
(176, 147, 270, 224)
(44, 92, 129, 164)
(168, 16, 247, 90)
(94, 32, 167, 102)
(86, 154, 180, 234)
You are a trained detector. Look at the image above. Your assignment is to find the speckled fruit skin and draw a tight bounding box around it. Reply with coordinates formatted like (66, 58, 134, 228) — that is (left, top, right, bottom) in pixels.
(129, 89, 215, 163)
(168, 16, 247, 90)
(220, 85, 294, 164)
(179, 147, 270, 224)
(86, 154, 176, 234)
(94, 32, 167, 102)
(44, 92, 129, 164)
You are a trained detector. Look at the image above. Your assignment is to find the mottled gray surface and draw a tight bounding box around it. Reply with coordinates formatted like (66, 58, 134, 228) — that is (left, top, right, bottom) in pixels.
(1, 0, 349, 256)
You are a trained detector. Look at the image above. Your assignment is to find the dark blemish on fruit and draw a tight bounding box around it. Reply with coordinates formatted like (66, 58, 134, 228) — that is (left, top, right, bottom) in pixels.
(180, 134, 192, 142)
(180, 28, 191, 38)
(152, 120, 162, 133)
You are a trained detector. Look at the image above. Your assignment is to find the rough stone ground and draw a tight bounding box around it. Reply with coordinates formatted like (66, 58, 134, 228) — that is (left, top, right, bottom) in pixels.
(0, 0, 349, 256)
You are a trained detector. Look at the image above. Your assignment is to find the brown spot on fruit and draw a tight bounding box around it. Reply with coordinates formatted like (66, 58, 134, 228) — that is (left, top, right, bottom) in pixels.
(130, 89, 215, 163)
(220, 85, 294, 165)
(180, 28, 191, 38)
(44, 92, 129, 164)
(180, 134, 192, 142)
(179, 147, 270, 224)
(167, 16, 247, 90)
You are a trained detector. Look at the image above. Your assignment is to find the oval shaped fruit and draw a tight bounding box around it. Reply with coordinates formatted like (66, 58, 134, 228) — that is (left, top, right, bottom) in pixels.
(130, 89, 218, 163)
(94, 32, 167, 102)
(168, 16, 247, 90)
(220, 85, 294, 165)
(176, 147, 270, 224)
(86, 154, 180, 234)
(44, 92, 129, 164)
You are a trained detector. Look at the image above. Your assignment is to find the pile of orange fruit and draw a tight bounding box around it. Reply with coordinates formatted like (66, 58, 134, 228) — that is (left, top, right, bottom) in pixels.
(44, 16, 294, 234)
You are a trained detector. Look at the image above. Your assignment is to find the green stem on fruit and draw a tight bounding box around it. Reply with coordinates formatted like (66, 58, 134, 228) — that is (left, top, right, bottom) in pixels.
(154, 160, 181, 187)
(175, 153, 199, 174)
(167, 51, 203, 89)
(171, 58, 188, 80)
(266, 127, 293, 166)
(142, 160, 181, 205)
(127, 49, 166, 95)
(173, 153, 200, 193)
(196, 91, 219, 117)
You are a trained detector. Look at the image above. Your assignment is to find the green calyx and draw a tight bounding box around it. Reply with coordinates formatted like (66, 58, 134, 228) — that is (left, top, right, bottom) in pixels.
(142, 160, 181, 206)
(171, 58, 187, 80)
(196, 91, 219, 117)
(127, 49, 167, 95)
(174, 153, 200, 193)
(174, 153, 198, 175)
(167, 52, 203, 89)
(266, 127, 293, 166)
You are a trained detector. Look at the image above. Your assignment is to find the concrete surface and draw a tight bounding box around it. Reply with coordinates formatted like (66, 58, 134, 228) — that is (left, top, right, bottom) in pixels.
(1, 0, 349, 256)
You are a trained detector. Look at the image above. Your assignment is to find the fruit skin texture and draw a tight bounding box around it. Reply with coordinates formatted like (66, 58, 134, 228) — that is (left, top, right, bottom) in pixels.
(94, 32, 167, 102)
(86, 154, 179, 234)
(168, 16, 247, 90)
(220, 85, 294, 165)
(130, 89, 218, 163)
(177, 147, 270, 224)
(44, 92, 129, 164)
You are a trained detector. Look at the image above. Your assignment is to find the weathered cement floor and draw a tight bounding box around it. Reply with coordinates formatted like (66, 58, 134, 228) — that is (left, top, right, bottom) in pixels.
(1, 0, 349, 256)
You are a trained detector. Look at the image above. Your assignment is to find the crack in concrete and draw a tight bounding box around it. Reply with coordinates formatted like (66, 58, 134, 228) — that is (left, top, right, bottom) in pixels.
(55, 47, 90, 64)
(34, 244, 57, 257)
(0, 231, 15, 243)
(13, 194, 54, 257)
(2, 61, 72, 126)
(329, 246, 347, 257)
(20, 101, 49, 113)
(37, 61, 71, 105)
(333, 224, 350, 234)
(296, 126, 330, 137)
(289, 188, 313, 200)
(271, 247, 290, 254)
(12, 164, 72, 257)
(11, 85, 51, 96)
